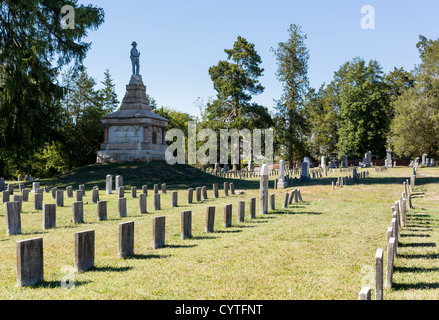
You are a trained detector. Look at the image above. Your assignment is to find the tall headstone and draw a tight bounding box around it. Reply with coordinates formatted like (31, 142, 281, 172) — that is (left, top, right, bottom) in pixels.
(97, 201, 107, 221)
(205, 206, 215, 233)
(74, 230, 95, 272)
(43, 204, 56, 229)
(152, 216, 166, 249)
(72, 201, 84, 224)
(342, 155, 348, 168)
(0, 178, 5, 192)
(223, 204, 232, 227)
(33, 193, 43, 211)
(300, 160, 310, 182)
(386, 150, 393, 168)
(277, 160, 287, 189)
(249, 197, 256, 219)
(115, 176, 123, 191)
(5, 202, 21, 235)
(106, 175, 113, 194)
(181, 211, 192, 240)
(118, 221, 134, 259)
(139, 193, 147, 214)
(16, 238, 44, 287)
(259, 164, 269, 215)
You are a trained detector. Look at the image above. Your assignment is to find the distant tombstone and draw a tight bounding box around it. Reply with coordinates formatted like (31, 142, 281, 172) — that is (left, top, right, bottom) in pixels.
(92, 188, 99, 203)
(277, 160, 287, 189)
(213, 184, 219, 198)
(74, 230, 95, 272)
(5, 202, 21, 235)
(161, 183, 166, 194)
(33, 193, 43, 211)
(152, 216, 166, 249)
(259, 164, 269, 215)
(187, 188, 193, 204)
(223, 204, 232, 228)
(202, 186, 208, 200)
(115, 176, 123, 191)
(139, 194, 147, 214)
(0, 178, 5, 192)
(66, 186, 73, 198)
(118, 197, 127, 217)
(131, 187, 137, 199)
(153, 194, 161, 210)
(196, 187, 202, 202)
(142, 185, 148, 195)
(56, 190, 64, 207)
(118, 186, 124, 199)
(283, 193, 289, 208)
(72, 201, 84, 223)
(118, 222, 135, 259)
(97, 201, 107, 221)
(249, 197, 256, 219)
(16, 238, 44, 287)
(43, 204, 56, 229)
(75, 190, 83, 202)
(238, 201, 245, 222)
(2, 190, 9, 203)
(205, 206, 215, 233)
(21, 189, 29, 202)
(386, 150, 393, 168)
(224, 182, 229, 197)
(153, 184, 159, 195)
(181, 211, 192, 240)
(79, 184, 86, 196)
(51, 187, 57, 200)
(7, 183, 14, 195)
(342, 155, 348, 168)
(422, 153, 428, 166)
(106, 175, 113, 194)
(171, 191, 178, 208)
(300, 161, 310, 182)
(13, 195, 23, 212)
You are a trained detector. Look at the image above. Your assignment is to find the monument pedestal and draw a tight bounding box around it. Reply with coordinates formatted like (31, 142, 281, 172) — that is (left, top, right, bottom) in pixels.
(97, 75, 169, 163)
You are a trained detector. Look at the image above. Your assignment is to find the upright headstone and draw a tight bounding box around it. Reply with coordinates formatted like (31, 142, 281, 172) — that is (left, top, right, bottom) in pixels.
(342, 155, 348, 168)
(0, 178, 5, 192)
(115, 175, 123, 191)
(16, 238, 44, 287)
(213, 184, 219, 198)
(187, 188, 193, 204)
(97, 201, 107, 221)
(385, 238, 396, 289)
(161, 183, 166, 194)
(13, 195, 23, 212)
(359, 287, 371, 300)
(2, 190, 9, 203)
(154, 184, 159, 195)
(21, 189, 29, 202)
(206, 206, 215, 233)
(142, 185, 148, 195)
(154, 193, 161, 210)
(66, 186, 73, 198)
(131, 186, 137, 198)
(238, 201, 245, 222)
(43, 204, 56, 229)
(259, 164, 269, 215)
(224, 182, 229, 197)
(269, 193, 275, 211)
(152, 216, 166, 249)
(118, 221, 134, 259)
(74, 230, 95, 272)
(171, 191, 178, 208)
(118, 186, 124, 199)
(375, 248, 384, 300)
(118, 197, 127, 217)
(106, 175, 113, 194)
(91, 188, 99, 203)
(300, 160, 310, 182)
(56, 190, 64, 207)
(72, 201, 84, 223)
(7, 183, 14, 195)
(5, 202, 21, 235)
(249, 197, 256, 219)
(75, 190, 83, 202)
(33, 193, 43, 211)
(181, 211, 192, 240)
(224, 204, 232, 228)
(202, 186, 208, 200)
(277, 160, 287, 189)
(386, 150, 393, 168)
(138, 193, 147, 214)
(196, 187, 202, 202)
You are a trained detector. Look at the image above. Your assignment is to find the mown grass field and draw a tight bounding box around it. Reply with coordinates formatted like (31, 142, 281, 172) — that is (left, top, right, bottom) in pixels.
(0, 162, 438, 300)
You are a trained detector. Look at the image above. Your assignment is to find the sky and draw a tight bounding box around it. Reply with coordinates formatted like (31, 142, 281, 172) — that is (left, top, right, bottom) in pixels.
(76, 0, 439, 118)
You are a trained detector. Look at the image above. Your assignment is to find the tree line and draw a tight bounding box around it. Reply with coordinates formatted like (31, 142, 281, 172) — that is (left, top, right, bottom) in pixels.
(1, 1, 438, 178)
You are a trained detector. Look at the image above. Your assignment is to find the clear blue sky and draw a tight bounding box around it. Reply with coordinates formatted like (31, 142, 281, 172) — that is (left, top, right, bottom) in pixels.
(77, 0, 439, 118)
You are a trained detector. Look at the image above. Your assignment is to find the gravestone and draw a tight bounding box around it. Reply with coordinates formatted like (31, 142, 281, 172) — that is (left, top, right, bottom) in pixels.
(118, 186, 124, 199)
(154, 184, 159, 194)
(238, 201, 245, 222)
(223, 204, 232, 228)
(13, 195, 23, 212)
(249, 197, 256, 219)
(56, 190, 64, 207)
(196, 187, 202, 202)
(181, 211, 192, 240)
(202, 186, 208, 200)
(154, 193, 161, 210)
(5, 202, 21, 235)
(269, 194, 275, 211)
(386, 150, 393, 168)
(92, 188, 99, 203)
(76, 190, 83, 202)
(16, 238, 44, 287)
(8, 183, 14, 195)
(375, 248, 384, 300)
(187, 188, 193, 204)
(119, 197, 127, 217)
(205, 206, 215, 233)
(152, 216, 166, 249)
(21, 189, 29, 202)
(72, 201, 84, 224)
(66, 186, 73, 198)
(171, 191, 178, 208)
(283, 193, 289, 208)
(0, 178, 5, 192)
(74, 230, 95, 272)
(33, 193, 43, 210)
(385, 237, 396, 289)
(51, 187, 57, 200)
(277, 160, 287, 189)
(300, 160, 310, 182)
(359, 287, 371, 300)
(115, 176, 123, 191)
(97, 201, 107, 221)
(142, 185, 148, 195)
(342, 155, 347, 168)
(139, 193, 147, 214)
(161, 183, 166, 194)
(119, 221, 134, 259)
(106, 175, 113, 194)
(79, 184, 86, 196)
(213, 184, 219, 198)
(131, 186, 137, 198)
(224, 182, 229, 197)
(259, 164, 269, 215)
(2, 190, 9, 203)
(43, 204, 56, 229)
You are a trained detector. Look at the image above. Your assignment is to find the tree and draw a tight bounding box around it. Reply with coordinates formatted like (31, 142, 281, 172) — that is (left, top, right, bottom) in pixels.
(204, 36, 272, 169)
(391, 35, 439, 158)
(271, 24, 310, 168)
(100, 69, 119, 115)
(0, 0, 104, 177)
(335, 57, 390, 159)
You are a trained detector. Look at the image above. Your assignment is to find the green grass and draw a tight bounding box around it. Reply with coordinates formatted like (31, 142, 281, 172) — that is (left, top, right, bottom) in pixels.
(1, 162, 439, 300)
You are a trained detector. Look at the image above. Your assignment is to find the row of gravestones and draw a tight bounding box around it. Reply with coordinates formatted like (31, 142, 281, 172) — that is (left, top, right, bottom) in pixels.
(14, 189, 306, 287)
(331, 170, 370, 189)
(12, 165, 299, 287)
(358, 175, 414, 300)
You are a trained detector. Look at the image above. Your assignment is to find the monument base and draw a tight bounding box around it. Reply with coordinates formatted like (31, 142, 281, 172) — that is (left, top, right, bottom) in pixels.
(277, 178, 287, 189)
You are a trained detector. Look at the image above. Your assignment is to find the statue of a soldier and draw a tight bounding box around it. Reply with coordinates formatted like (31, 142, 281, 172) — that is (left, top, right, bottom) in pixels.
(131, 41, 140, 76)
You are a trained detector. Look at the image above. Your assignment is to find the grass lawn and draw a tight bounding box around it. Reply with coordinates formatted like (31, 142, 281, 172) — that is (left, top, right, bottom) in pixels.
(0, 162, 438, 300)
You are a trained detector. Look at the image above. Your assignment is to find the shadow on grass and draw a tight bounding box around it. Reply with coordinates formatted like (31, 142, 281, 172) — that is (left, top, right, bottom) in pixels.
(392, 282, 439, 290)
(90, 265, 133, 273)
(394, 266, 439, 273)
(128, 254, 171, 260)
(397, 253, 439, 259)
(165, 244, 198, 249)
(398, 242, 436, 248)
(30, 280, 91, 289)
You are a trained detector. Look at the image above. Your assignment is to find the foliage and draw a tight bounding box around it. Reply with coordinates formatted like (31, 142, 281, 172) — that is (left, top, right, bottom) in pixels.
(271, 24, 310, 167)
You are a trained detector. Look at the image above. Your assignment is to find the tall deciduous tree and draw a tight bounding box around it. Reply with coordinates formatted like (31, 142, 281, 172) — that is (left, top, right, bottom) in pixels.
(271, 24, 310, 168)
(0, 0, 104, 177)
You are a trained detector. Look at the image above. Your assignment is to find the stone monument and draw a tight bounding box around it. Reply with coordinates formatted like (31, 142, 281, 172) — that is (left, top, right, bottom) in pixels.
(277, 160, 287, 189)
(97, 42, 169, 163)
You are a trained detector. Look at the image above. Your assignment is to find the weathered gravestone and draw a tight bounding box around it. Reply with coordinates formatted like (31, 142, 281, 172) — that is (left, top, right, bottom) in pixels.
(181, 211, 192, 240)
(43, 204, 56, 229)
(33, 193, 43, 211)
(139, 194, 147, 214)
(74, 230, 95, 272)
(259, 164, 269, 215)
(16, 238, 44, 287)
(152, 216, 166, 249)
(205, 206, 215, 233)
(119, 197, 127, 217)
(5, 202, 21, 235)
(118, 221, 134, 259)
(97, 201, 107, 221)
(72, 201, 84, 224)
(224, 204, 232, 228)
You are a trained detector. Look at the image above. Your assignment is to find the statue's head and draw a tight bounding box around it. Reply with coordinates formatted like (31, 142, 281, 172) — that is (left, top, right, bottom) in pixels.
(131, 41, 137, 47)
